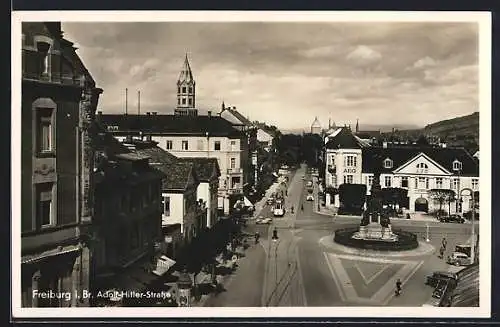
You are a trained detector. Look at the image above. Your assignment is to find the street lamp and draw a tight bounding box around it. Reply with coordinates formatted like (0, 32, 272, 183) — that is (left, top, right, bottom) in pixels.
(177, 269, 193, 307)
(425, 223, 430, 242)
(460, 187, 476, 265)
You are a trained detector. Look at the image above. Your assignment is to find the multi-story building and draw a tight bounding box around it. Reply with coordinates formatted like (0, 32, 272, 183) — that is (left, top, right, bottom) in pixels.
(311, 117, 322, 135)
(323, 127, 479, 215)
(218, 102, 258, 192)
(20, 22, 102, 307)
(91, 131, 165, 305)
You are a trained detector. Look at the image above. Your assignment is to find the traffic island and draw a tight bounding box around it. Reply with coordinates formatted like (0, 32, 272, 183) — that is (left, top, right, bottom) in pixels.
(334, 227, 419, 251)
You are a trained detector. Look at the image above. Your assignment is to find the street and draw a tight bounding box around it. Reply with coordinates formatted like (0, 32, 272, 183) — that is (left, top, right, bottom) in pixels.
(205, 165, 476, 307)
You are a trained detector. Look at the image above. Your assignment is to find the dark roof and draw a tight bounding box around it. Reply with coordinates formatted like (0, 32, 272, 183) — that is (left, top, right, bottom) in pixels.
(356, 131, 381, 139)
(99, 114, 244, 138)
(449, 264, 479, 307)
(93, 122, 130, 156)
(159, 161, 197, 191)
(130, 141, 179, 165)
(362, 146, 479, 176)
(325, 127, 364, 149)
(181, 157, 221, 181)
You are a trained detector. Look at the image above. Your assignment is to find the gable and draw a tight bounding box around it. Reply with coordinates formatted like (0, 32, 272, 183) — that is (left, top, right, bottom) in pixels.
(393, 152, 452, 175)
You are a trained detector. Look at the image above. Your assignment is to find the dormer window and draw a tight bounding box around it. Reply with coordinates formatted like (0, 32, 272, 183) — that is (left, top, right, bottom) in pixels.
(453, 160, 462, 172)
(416, 162, 428, 174)
(384, 158, 393, 169)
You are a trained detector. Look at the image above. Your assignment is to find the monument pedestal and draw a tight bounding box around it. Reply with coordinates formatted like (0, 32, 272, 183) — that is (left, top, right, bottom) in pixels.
(351, 223, 398, 242)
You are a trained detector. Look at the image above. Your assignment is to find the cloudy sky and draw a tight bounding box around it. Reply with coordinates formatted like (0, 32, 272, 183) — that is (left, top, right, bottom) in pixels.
(62, 21, 478, 132)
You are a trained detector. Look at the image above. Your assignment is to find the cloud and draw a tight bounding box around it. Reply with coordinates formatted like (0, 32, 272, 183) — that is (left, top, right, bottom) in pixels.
(61, 21, 480, 130)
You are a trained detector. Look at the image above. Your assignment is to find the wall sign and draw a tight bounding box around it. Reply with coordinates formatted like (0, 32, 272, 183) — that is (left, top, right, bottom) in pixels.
(344, 168, 356, 174)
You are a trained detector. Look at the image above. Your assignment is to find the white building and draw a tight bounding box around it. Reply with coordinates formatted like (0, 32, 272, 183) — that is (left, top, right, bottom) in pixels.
(324, 127, 479, 215)
(311, 116, 322, 135)
(256, 127, 274, 150)
(100, 55, 247, 215)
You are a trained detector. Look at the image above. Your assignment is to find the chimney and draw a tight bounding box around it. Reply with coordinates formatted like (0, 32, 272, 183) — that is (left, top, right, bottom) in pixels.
(208, 111, 212, 118)
(137, 90, 141, 115)
(125, 88, 128, 115)
(152, 111, 157, 116)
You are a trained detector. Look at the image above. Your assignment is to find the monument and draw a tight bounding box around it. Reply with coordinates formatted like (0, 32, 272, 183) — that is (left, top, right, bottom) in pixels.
(351, 161, 398, 242)
(333, 155, 418, 251)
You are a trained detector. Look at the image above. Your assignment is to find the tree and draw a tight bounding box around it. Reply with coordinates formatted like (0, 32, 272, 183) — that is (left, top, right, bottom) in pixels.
(429, 189, 455, 216)
(416, 134, 430, 146)
(338, 183, 367, 215)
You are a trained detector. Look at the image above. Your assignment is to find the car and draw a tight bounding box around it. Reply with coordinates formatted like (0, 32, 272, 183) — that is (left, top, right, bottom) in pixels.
(447, 251, 471, 266)
(306, 194, 314, 201)
(306, 181, 313, 188)
(256, 217, 272, 225)
(439, 214, 465, 224)
(425, 271, 457, 287)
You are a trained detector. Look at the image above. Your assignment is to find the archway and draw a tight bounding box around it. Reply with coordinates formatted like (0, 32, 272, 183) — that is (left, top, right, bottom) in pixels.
(415, 197, 429, 213)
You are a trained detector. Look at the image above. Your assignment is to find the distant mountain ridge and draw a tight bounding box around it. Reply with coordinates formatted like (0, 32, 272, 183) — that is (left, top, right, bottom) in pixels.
(424, 112, 479, 138)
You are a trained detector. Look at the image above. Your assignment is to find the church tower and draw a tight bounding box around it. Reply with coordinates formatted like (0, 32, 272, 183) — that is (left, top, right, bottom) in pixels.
(175, 54, 197, 116)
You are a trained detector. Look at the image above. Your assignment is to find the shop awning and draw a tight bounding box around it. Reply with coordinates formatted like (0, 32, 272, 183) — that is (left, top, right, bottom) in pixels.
(152, 256, 176, 276)
(243, 196, 254, 208)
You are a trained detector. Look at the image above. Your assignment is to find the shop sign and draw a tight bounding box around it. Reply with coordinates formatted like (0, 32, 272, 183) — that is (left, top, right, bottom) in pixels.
(344, 168, 356, 174)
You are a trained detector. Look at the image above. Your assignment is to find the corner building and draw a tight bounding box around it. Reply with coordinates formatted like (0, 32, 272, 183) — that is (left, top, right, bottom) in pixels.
(323, 127, 479, 215)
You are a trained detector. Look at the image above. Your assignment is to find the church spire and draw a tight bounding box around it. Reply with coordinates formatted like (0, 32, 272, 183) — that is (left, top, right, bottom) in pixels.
(356, 119, 359, 133)
(175, 53, 197, 116)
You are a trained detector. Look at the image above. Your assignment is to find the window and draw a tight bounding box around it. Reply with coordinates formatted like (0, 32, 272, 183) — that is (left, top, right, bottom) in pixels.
(231, 176, 241, 189)
(37, 108, 54, 154)
(230, 158, 236, 169)
(472, 178, 479, 190)
(37, 183, 54, 227)
(418, 177, 426, 189)
(368, 175, 374, 187)
(231, 140, 236, 146)
(182, 87, 186, 93)
(214, 141, 221, 151)
(182, 98, 186, 105)
(182, 140, 188, 150)
(344, 175, 353, 184)
(401, 176, 409, 188)
(453, 160, 462, 171)
(166, 140, 173, 150)
(178, 87, 181, 94)
(345, 155, 357, 167)
(188, 87, 193, 93)
(416, 162, 429, 174)
(414, 177, 418, 189)
(177, 98, 180, 105)
(384, 176, 391, 187)
(425, 178, 430, 189)
(452, 178, 459, 190)
(162, 196, 170, 216)
(384, 158, 393, 169)
(436, 177, 443, 189)
(188, 98, 192, 106)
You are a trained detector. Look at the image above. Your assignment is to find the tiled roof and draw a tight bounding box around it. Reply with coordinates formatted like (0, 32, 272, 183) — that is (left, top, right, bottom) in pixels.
(93, 122, 130, 156)
(158, 161, 197, 191)
(181, 157, 221, 181)
(362, 146, 479, 176)
(99, 114, 244, 138)
(131, 141, 179, 165)
(325, 127, 364, 149)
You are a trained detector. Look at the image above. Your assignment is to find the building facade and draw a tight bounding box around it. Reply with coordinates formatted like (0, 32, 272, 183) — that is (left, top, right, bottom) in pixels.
(311, 116, 322, 135)
(21, 22, 102, 307)
(91, 133, 165, 304)
(323, 127, 479, 215)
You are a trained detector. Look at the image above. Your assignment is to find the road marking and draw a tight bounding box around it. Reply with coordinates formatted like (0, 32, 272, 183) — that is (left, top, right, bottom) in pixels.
(354, 262, 390, 285)
(324, 252, 424, 305)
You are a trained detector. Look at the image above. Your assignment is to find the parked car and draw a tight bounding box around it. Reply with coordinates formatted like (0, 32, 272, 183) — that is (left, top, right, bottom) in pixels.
(463, 211, 479, 221)
(306, 181, 313, 188)
(447, 251, 471, 266)
(306, 194, 314, 201)
(425, 271, 457, 287)
(439, 214, 465, 224)
(256, 217, 272, 225)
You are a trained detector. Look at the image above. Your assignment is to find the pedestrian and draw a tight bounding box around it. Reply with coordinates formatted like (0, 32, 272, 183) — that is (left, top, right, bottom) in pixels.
(439, 245, 445, 259)
(442, 237, 447, 250)
(395, 278, 402, 296)
(291, 205, 294, 213)
(301, 203, 304, 211)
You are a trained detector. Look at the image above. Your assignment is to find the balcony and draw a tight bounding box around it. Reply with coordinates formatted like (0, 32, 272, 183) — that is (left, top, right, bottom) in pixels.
(227, 168, 243, 175)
